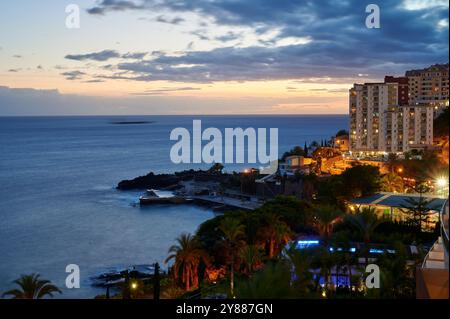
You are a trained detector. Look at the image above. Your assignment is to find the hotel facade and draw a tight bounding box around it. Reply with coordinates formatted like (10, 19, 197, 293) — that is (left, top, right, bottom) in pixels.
(349, 64, 449, 156)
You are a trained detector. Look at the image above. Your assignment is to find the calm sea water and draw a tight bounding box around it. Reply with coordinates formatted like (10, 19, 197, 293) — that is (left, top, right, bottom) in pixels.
(0, 115, 347, 298)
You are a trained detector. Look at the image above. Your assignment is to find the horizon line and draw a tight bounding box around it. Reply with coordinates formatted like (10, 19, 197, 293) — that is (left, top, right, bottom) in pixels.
(0, 113, 350, 118)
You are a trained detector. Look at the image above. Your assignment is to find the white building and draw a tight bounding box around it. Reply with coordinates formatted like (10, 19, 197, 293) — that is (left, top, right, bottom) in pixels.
(349, 82, 434, 155)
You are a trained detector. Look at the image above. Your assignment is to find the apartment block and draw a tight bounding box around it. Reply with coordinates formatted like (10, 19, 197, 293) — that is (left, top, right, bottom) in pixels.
(385, 76, 409, 106)
(406, 64, 449, 112)
(349, 64, 448, 155)
(350, 83, 434, 155)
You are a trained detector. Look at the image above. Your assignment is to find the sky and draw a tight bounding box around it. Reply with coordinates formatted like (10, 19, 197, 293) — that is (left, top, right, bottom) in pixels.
(0, 0, 448, 115)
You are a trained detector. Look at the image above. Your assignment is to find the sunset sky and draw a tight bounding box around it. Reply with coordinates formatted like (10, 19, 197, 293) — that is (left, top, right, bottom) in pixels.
(0, 0, 448, 115)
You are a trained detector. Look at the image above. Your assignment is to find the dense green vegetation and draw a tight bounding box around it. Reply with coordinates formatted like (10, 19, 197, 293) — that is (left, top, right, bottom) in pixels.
(1, 161, 443, 300)
(434, 108, 449, 137)
(158, 161, 447, 299)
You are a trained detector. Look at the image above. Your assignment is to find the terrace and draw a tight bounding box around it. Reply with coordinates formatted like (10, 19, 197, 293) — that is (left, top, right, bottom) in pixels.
(348, 192, 447, 230)
(416, 199, 449, 299)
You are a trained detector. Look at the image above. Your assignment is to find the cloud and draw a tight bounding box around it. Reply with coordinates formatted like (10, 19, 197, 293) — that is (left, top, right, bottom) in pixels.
(12, 54, 22, 58)
(65, 50, 150, 62)
(61, 71, 86, 80)
(83, 79, 106, 83)
(65, 50, 121, 62)
(155, 15, 184, 24)
(186, 41, 195, 50)
(191, 30, 210, 41)
(109, 38, 447, 83)
(122, 52, 148, 59)
(214, 32, 242, 42)
(130, 86, 202, 95)
(87, 0, 145, 15)
(8, 69, 21, 73)
(84, 0, 448, 84)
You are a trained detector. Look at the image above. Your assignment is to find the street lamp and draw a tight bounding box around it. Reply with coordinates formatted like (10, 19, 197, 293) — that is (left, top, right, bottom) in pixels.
(435, 177, 449, 196)
(437, 178, 447, 188)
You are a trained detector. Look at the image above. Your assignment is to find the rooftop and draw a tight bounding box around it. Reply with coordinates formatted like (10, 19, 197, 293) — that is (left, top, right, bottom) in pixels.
(405, 63, 449, 76)
(350, 192, 447, 211)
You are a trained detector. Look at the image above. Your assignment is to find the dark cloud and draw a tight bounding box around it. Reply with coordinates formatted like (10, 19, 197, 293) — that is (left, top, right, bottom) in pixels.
(110, 38, 446, 83)
(66, 50, 121, 62)
(12, 54, 22, 58)
(66, 50, 150, 62)
(122, 52, 148, 59)
(8, 69, 21, 73)
(214, 31, 242, 42)
(191, 30, 210, 41)
(61, 71, 86, 80)
(87, 0, 144, 15)
(155, 15, 184, 24)
(186, 41, 195, 50)
(85, 0, 448, 82)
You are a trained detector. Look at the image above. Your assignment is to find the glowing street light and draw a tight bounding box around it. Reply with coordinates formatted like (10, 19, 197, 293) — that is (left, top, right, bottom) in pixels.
(435, 177, 449, 197)
(131, 282, 138, 290)
(437, 178, 448, 188)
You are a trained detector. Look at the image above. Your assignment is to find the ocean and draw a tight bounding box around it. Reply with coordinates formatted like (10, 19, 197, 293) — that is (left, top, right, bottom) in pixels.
(0, 115, 347, 298)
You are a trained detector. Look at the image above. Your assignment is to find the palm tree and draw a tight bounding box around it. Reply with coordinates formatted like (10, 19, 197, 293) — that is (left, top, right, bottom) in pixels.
(165, 233, 210, 291)
(285, 249, 315, 297)
(381, 173, 404, 193)
(310, 205, 344, 240)
(259, 213, 293, 259)
(346, 207, 384, 264)
(2, 273, 61, 299)
(236, 262, 298, 299)
(377, 242, 416, 298)
(240, 245, 262, 276)
(219, 217, 246, 297)
(332, 232, 358, 290)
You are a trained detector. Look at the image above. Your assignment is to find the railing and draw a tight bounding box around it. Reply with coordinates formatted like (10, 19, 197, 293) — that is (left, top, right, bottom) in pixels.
(441, 199, 449, 253)
(421, 239, 440, 269)
(421, 198, 448, 269)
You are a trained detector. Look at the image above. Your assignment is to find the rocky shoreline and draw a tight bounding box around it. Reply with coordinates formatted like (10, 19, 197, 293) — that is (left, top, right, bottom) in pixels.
(116, 168, 230, 191)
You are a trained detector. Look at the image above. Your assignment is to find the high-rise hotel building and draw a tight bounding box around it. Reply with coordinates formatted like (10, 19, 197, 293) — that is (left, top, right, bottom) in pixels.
(349, 64, 449, 155)
(407, 64, 449, 114)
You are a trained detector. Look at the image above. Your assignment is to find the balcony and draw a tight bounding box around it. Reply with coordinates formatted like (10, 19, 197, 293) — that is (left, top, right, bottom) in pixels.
(416, 199, 449, 299)
(422, 238, 446, 269)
